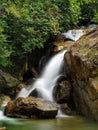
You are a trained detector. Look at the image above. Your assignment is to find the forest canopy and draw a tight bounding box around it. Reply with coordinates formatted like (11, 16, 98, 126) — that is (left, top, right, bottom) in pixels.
(0, 0, 98, 73)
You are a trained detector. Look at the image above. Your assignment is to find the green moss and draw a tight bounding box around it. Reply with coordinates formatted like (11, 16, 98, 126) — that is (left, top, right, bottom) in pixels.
(87, 49, 98, 59)
(80, 49, 89, 55)
(79, 36, 89, 46)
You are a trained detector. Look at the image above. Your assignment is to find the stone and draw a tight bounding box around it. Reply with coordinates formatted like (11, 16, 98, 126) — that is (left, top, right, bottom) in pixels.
(29, 88, 41, 98)
(15, 83, 27, 95)
(53, 79, 72, 103)
(64, 27, 98, 122)
(0, 94, 11, 107)
(60, 103, 76, 116)
(22, 67, 38, 82)
(4, 97, 58, 119)
(0, 69, 20, 97)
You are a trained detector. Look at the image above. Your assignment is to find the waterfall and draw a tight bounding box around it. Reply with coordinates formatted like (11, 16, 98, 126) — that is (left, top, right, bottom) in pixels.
(62, 29, 84, 41)
(17, 29, 84, 101)
(17, 50, 67, 101)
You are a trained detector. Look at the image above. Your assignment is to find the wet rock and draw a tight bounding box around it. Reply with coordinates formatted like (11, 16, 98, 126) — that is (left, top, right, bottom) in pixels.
(52, 41, 74, 53)
(60, 103, 76, 116)
(15, 83, 27, 95)
(22, 67, 38, 82)
(64, 27, 98, 121)
(4, 97, 58, 119)
(0, 69, 20, 97)
(29, 88, 40, 98)
(60, 103, 71, 115)
(29, 88, 45, 98)
(0, 94, 11, 107)
(53, 76, 72, 103)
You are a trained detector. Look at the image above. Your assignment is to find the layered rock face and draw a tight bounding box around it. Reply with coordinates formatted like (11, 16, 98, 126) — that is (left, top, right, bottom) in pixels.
(4, 97, 58, 119)
(64, 27, 98, 121)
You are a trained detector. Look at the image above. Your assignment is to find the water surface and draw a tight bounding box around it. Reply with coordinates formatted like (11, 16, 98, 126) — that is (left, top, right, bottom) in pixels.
(0, 116, 98, 130)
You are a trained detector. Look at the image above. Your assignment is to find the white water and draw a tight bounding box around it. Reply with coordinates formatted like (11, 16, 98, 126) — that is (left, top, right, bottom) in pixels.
(0, 104, 10, 120)
(17, 50, 67, 101)
(62, 29, 84, 41)
(56, 109, 70, 118)
(0, 110, 13, 120)
(0, 110, 4, 119)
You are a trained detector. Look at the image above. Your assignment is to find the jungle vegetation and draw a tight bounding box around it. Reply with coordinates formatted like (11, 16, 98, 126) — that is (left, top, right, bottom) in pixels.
(0, 0, 98, 75)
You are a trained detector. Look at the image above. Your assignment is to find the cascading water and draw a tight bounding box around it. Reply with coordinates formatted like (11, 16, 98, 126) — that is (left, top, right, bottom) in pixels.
(17, 29, 84, 101)
(0, 29, 85, 121)
(62, 29, 84, 41)
(17, 50, 67, 101)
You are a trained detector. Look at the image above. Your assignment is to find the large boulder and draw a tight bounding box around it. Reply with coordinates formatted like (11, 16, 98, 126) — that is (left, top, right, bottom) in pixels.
(4, 97, 58, 119)
(0, 69, 20, 97)
(53, 76, 72, 103)
(64, 27, 98, 121)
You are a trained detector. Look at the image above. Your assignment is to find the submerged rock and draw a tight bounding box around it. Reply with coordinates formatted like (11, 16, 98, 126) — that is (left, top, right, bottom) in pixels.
(64, 27, 98, 122)
(4, 97, 58, 119)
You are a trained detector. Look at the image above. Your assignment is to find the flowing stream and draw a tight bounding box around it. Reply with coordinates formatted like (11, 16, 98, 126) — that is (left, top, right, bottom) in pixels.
(17, 50, 67, 101)
(0, 29, 98, 130)
(17, 30, 84, 101)
(16, 29, 84, 118)
(17, 29, 84, 100)
(62, 29, 84, 41)
(0, 116, 98, 130)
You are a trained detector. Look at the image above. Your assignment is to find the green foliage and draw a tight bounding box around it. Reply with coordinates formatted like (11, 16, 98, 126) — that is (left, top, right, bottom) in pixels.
(60, 0, 80, 30)
(0, 0, 62, 70)
(5, 0, 61, 51)
(92, 13, 98, 23)
(0, 2, 12, 67)
(0, 0, 98, 72)
(78, 0, 98, 24)
(0, 20, 11, 67)
(77, 0, 97, 5)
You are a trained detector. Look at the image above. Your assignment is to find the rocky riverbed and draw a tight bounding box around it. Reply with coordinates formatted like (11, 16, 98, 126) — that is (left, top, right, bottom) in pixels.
(0, 27, 98, 122)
